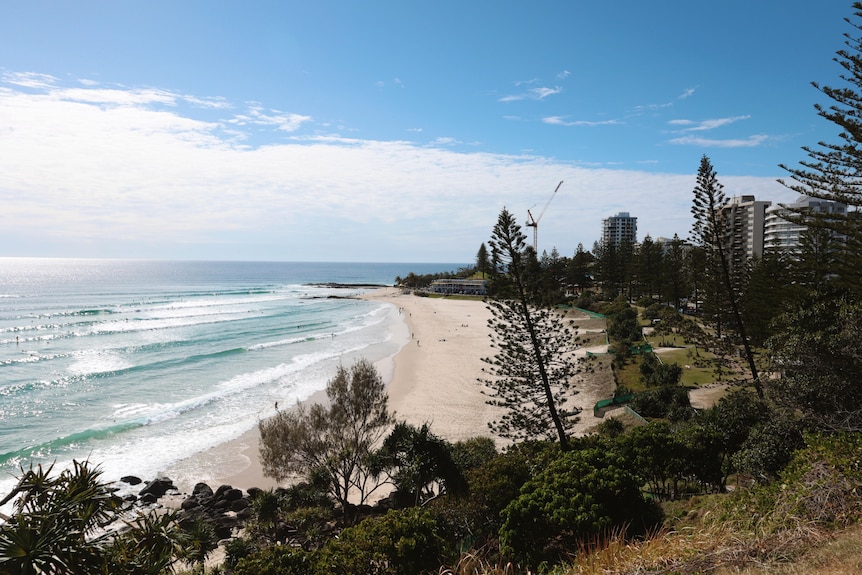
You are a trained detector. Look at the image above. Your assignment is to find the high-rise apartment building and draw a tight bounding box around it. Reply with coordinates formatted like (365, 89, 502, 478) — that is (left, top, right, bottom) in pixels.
(764, 195, 847, 254)
(601, 212, 637, 247)
(717, 195, 771, 273)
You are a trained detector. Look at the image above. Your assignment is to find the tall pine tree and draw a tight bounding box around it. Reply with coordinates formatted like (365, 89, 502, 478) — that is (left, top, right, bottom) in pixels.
(480, 208, 580, 450)
(778, 2, 862, 293)
(690, 155, 761, 397)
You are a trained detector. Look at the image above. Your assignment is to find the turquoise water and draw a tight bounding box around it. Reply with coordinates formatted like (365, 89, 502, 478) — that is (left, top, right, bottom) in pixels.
(0, 259, 462, 494)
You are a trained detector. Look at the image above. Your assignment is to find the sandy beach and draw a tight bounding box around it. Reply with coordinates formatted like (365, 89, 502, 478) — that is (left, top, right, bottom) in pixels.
(170, 288, 613, 492)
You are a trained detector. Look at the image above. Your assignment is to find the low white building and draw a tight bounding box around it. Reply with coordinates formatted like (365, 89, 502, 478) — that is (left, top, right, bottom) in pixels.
(428, 278, 487, 295)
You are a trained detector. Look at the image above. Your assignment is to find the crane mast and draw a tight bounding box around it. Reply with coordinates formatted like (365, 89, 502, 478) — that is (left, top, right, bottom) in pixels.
(526, 180, 563, 251)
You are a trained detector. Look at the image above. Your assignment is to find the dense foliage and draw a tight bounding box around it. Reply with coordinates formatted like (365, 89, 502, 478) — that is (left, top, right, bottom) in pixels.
(499, 448, 661, 568)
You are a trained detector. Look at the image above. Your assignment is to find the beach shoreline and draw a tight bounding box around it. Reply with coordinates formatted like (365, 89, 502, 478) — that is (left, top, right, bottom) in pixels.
(167, 287, 613, 493)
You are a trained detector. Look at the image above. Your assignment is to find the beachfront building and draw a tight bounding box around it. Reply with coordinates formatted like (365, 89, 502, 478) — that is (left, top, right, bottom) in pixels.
(428, 278, 487, 295)
(601, 212, 638, 247)
(717, 195, 771, 274)
(764, 195, 848, 255)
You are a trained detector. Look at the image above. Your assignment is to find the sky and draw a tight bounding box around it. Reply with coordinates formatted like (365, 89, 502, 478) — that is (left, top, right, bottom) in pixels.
(0, 1, 855, 263)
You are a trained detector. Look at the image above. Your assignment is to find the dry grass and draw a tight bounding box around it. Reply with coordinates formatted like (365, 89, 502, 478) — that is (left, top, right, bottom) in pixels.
(437, 522, 862, 575)
(439, 552, 526, 575)
(713, 523, 862, 575)
(559, 522, 844, 575)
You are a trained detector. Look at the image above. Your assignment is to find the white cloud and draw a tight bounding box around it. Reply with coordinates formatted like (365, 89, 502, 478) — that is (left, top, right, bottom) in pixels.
(669, 134, 769, 148)
(530, 86, 562, 99)
(2, 71, 57, 88)
(543, 116, 621, 127)
(631, 101, 674, 113)
(498, 94, 525, 103)
(670, 115, 751, 132)
(498, 84, 561, 102)
(0, 78, 793, 261)
(631, 88, 696, 115)
(430, 137, 459, 146)
(229, 106, 312, 132)
(679, 87, 696, 99)
(54, 86, 180, 106)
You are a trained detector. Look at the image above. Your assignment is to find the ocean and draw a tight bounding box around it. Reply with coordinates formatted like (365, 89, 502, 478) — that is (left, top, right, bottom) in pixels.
(0, 258, 463, 498)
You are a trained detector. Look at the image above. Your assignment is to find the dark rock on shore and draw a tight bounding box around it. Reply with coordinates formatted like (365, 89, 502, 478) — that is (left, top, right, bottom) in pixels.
(140, 492, 159, 505)
(193, 482, 214, 499)
(173, 481, 261, 541)
(139, 477, 176, 499)
(180, 497, 201, 511)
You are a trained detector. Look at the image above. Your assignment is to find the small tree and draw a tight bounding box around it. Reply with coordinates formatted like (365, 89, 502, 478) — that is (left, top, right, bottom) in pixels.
(180, 517, 218, 573)
(567, 242, 594, 293)
(109, 510, 189, 574)
(615, 421, 688, 500)
(373, 422, 467, 508)
(0, 460, 188, 575)
(683, 390, 768, 491)
(0, 461, 119, 575)
(475, 242, 491, 278)
(481, 208, 581, 451)
(258, 359, 395, 514)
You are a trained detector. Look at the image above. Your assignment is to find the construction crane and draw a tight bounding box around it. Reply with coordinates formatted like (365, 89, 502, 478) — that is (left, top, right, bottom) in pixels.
(526, 180, 563, 251)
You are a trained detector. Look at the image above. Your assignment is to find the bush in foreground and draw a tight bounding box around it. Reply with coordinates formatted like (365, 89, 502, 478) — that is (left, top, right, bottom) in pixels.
(499, 448, 662, 569)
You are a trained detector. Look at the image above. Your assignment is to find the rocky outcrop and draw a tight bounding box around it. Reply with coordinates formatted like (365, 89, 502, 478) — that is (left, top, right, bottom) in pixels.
(138, 477, 177, 504)
(175, 482, 257, 540)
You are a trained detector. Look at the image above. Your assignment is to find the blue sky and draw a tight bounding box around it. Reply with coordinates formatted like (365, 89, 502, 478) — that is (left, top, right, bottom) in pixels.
(0, 1, 854, 262)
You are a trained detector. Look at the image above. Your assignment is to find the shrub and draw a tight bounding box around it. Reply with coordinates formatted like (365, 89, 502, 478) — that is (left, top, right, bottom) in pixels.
(431, 448, 533, 546)
(641, 301, 662, 319)
(450, 436, 498, 473)
(223, 537, 255, 570)
(316, 508, 452, 575)
(232, 546, 313, 575)
(499, 448, 662, 569)
(595, 417, 626, 439)
(774, 432, 862, 527)
(733, 410, 805, 484)
(710, 432, 862, 534)
(629, 385, 692, 420)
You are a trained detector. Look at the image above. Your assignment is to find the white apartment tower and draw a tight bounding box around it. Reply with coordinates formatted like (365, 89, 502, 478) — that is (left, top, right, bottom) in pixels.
(764, 195, 848, 255)
(717, 196, 771, 271)
(601, 212, 638, 247)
